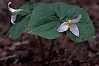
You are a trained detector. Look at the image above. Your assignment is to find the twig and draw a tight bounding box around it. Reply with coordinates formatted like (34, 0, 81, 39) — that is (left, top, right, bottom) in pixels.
(0, 55, 17, 61)
(6, 41, 29, 50)
(47, 39, 55, 66)
(50, 59, 67, 64)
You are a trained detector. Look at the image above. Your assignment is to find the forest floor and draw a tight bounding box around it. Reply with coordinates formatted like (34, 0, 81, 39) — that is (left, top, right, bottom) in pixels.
(0, 0, 99, 66)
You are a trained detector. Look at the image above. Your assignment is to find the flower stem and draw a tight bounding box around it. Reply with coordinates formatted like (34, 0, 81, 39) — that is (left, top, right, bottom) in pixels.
(29, 0, 34, 6)
(47, 39, 55, 66)
(38, 36, 45, 65)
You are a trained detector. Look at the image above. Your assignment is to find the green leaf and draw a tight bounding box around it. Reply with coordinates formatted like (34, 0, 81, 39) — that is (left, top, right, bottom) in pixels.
(8, 16, 29, 40)
(27, 2, 95, 41)
(20, 2, 33, 13)
(13, 59, 19, 64)
(27, 4, 61, 39)
(88, 52, 92, 57)
(49, 2, 73, 20)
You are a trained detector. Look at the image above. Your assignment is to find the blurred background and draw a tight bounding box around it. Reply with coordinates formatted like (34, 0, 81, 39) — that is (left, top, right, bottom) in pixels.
(0, 0, 99, 66)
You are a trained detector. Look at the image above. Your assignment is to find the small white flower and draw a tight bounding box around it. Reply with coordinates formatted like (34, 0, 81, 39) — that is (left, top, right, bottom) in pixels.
(8, 2, 17, 24)
(57, 14, 81, 37)
(8, 2, 23, 24)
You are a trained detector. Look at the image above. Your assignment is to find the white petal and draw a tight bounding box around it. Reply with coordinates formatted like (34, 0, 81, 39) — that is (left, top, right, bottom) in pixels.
(70, 24, 79, 37)
(11, 15, 17, 24)
(71, 14, 81, 23)
(8, 2, 17, 12)
(68, 20, 72, 23)
(57, 22, 69, 32)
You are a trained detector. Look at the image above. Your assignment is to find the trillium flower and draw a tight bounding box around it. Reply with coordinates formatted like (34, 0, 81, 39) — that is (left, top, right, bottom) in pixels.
(8, 2, 23, 24)
(8, 2, 17, 24)
(57, 14, 81, 37)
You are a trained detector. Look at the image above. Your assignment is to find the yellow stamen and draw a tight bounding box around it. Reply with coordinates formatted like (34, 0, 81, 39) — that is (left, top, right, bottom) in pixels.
(68, 22, 72, 28)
